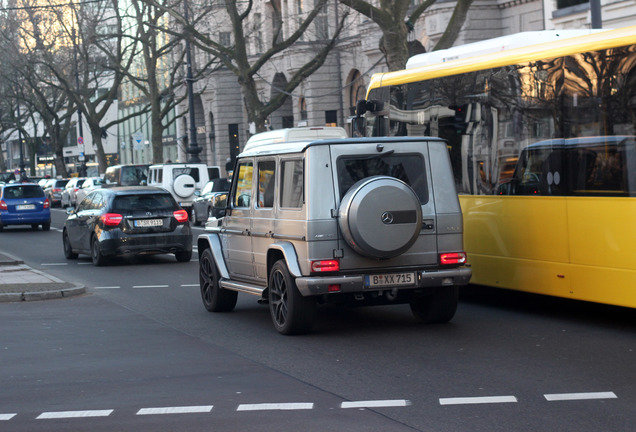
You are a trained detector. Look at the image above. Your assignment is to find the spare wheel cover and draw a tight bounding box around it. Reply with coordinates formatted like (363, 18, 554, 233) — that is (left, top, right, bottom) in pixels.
(173, 174, 196, 198)
(338, 176, 422, 259)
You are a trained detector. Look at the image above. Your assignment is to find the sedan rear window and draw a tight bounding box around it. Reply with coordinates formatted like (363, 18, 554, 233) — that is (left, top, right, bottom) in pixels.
(3, 185, 44, 199)
(112, 194, 177, 212)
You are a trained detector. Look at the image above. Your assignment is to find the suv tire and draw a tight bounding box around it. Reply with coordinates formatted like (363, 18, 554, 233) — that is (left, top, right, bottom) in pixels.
(410, 286, 459, 323)
(199, 249, 237, 312)
(338, 176, 423, 259)
(268, 260, 317, 335)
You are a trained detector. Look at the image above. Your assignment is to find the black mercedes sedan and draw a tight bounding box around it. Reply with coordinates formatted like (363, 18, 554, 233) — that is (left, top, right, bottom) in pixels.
(62, 186, 192, 266)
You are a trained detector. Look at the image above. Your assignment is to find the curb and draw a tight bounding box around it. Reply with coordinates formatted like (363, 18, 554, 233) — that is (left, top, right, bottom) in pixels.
(0, 285, 86, 303)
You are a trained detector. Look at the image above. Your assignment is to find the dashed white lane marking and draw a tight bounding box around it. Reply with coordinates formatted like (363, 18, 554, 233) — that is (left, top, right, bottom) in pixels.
(181, 284, 199, 287)
(133, 285, 169, 289)
(137, 406, 213, 415)
(94, 286, 121, 289)
(0, 414, 17, 420)
(236, 403, 314, 411)
(41, 263, 67, 266)
(37, 410, 114, 419)
(341, 400, 411, 409)
(439, 396, 518, 405)
(544, 392, 617, 401)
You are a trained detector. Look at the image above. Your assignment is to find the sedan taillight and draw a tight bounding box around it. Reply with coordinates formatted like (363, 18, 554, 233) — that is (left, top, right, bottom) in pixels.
(174, 209, 188, 223)
(0, 200, 7, 211)
(101, 213, 123, 226)
(43, 198, 50, 209)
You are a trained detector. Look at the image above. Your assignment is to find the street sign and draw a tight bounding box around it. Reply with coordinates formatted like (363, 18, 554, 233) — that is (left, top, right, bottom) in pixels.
(78, 136, 84, 145)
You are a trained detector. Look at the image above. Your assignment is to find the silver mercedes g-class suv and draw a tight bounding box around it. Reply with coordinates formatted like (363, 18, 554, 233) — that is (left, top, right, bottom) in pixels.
(197, 127, 471, 334)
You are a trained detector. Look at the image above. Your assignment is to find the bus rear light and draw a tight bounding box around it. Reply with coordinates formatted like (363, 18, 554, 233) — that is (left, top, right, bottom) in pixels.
(173, 209, 188, 223)
(311, 259, 340, 272)
(440, 252, 467, 265)
(101, 213, 123, 226)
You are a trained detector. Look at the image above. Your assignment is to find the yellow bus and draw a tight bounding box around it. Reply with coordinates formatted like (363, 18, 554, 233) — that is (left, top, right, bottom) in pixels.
(358, 26, 636, 308)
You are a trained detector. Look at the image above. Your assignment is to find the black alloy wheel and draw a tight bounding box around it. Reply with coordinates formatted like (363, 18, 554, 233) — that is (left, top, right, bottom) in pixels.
(199, 248, 237, 312)
(268, 260, 317, 335)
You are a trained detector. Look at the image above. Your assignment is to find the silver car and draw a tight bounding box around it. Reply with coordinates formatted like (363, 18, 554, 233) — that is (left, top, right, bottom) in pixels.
(197, 127, 471, 334)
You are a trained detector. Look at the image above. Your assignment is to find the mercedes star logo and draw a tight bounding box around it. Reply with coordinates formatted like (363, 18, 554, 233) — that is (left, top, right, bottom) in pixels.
(381, 211, 394, 224)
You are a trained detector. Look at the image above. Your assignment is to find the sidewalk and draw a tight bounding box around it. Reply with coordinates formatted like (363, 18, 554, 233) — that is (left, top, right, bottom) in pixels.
(0, 251, 85, 302)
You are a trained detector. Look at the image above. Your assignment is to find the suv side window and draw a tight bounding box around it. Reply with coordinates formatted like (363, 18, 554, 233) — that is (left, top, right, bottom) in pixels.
(280, 159, 303, 208)
(257, 160, 276, 208)
(233, 160, 253, 208)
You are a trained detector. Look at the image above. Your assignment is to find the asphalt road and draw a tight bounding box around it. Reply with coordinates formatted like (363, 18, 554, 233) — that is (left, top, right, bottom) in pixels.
(1, 207, 635, 431)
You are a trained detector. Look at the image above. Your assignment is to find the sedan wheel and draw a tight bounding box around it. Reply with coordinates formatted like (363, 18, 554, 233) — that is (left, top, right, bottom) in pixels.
(199, 248, 237, 312)
(63, 231, 78, 259)
(91, 235, 107, 266)
(191, 207, 200, 226)
(268, 260, 317, 335)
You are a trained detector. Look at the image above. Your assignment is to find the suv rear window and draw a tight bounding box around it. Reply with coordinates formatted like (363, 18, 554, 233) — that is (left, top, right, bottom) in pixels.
(336, 153, 428, 203)
(112, 194, 176, 212)
(3, 185, 44, 199)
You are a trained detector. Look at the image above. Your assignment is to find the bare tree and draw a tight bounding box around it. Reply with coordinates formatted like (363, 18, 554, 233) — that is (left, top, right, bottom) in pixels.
(113, 0, 196, 163)
(338, 0, 474, 71)
(154, 0, 348, 133)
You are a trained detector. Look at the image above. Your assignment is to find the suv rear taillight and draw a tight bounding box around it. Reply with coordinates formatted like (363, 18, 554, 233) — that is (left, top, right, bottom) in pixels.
(174, 209, 188, 223)
(0, 200, 6, 211)
(440, 252, 467, 266)
(311, 259, 340, 273)
(101, 213, 123, 226)
(43, 198, 50, 209)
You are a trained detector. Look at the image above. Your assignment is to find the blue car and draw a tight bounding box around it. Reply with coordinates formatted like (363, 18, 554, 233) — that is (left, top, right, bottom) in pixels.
(0, 183, 51, 231)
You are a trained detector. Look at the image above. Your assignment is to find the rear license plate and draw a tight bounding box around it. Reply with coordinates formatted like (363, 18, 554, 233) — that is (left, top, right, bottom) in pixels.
(134, 219, 163, 227)
(16, 204, 36, 210)
(365, 272, 416, 288)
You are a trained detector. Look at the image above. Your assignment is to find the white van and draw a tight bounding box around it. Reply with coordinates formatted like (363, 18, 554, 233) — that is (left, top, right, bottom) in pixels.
(148, 163, 209, 211)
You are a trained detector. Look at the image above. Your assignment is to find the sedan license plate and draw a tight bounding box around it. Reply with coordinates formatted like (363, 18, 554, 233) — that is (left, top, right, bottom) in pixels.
(134, 219, 163, 227)
(16, 204, 36, 210)
(365, 272, 416, 288)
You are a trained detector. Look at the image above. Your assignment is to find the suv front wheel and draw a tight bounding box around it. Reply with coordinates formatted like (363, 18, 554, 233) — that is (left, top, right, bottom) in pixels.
(199, 249, 237, 312)
(268, 260, 317, 335)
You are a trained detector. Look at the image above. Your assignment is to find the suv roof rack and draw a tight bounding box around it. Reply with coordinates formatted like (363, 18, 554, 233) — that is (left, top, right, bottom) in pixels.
(243, 127, 348, 153)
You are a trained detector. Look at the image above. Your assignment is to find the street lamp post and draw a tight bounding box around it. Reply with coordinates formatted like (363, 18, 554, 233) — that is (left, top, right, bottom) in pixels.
(16, 103, 25, 179)
(183, 0, 202, 163)
(73, 28, 86, 176)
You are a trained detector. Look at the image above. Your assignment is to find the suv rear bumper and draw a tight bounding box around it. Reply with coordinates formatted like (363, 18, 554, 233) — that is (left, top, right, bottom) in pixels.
(295, 267, 472, 296)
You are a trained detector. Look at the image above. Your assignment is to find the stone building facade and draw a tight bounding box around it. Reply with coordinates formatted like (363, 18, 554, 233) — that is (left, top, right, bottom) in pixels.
(173, 0, 635, 176)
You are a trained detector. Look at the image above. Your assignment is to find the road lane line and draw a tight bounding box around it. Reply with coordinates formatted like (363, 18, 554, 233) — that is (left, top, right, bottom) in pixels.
(544, 392, 617, 401)
(181, 284, 199, 287)
(0, 414, 16, 420)
(439, 396, 518, 405)
(133, 285, 169, 289)
(237, 403, 313, 411)
(341, 399, 411, 409)
(94, 286, 121, 289)
(37, 410, 113, 419)
(137, 406, 213, 415)
(41, 263, 68, 266)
